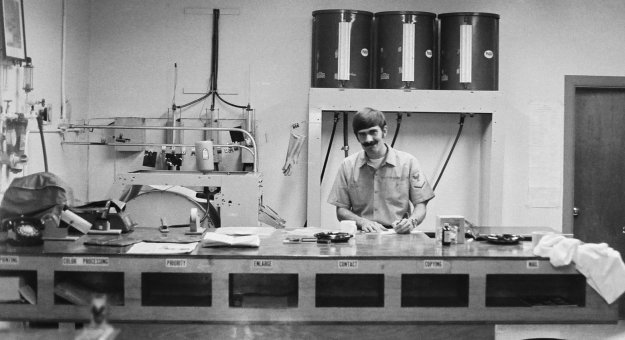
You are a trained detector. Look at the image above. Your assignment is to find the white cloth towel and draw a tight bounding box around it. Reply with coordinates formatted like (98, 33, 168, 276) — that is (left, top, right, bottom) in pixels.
(574, 243, 625, 304)
(532, 234, 581, 266)
(533, 235, 625, 304)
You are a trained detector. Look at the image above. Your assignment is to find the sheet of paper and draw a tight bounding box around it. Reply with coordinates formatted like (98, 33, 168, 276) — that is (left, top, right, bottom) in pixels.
(127, 242, 198, 254)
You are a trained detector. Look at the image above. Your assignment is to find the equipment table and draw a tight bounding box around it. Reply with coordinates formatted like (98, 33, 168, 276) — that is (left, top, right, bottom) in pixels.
(0, 228, 617, 324)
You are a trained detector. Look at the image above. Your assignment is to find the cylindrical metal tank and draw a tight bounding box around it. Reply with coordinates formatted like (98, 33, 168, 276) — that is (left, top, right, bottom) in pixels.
(374, 11, 437, 89)
(439, 12, 499, 90)
(312, 9, 373, 88)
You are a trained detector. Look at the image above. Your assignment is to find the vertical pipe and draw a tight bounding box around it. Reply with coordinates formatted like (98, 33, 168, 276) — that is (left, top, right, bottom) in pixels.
(61, 0, 67, 120)
(210, 8, 220, 111)
(343, 111, 349, 157)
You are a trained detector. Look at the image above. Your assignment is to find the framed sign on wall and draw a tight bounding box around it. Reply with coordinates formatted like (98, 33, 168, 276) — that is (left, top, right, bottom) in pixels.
(0, 0, 25, 61)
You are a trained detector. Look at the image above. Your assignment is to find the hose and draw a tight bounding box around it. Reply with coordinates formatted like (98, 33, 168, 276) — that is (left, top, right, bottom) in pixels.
(321, 112, 340, 182)
(215, 92, 248, 109)
(173, 9, 250, 114)
(36, 114, 48, 172)
(391, 112, 403, 147)
(433, 113, 466, 191)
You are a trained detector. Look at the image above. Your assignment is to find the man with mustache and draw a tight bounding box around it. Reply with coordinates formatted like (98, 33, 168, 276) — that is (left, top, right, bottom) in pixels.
(327, 107, 435, 233)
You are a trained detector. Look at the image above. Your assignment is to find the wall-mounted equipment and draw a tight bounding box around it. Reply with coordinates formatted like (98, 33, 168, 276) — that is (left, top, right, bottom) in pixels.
(312, 10, 500, 91)
(439, 12, 499, 90)
(1, 113, 29, 173)
(374, 11, 436, 89)
(112, 117, 146, 152)
(22, 57, 33, 93)
(312, 9, 373, 88)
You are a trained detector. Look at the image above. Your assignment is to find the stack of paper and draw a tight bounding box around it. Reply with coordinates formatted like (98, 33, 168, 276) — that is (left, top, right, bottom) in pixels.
(127, 242, 198, 254)
(215, 227, 275, 236)
(202, 233, 260, 248)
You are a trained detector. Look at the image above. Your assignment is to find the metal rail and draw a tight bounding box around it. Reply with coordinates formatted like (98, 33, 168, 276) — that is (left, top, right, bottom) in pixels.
(63, 124, 258, 171)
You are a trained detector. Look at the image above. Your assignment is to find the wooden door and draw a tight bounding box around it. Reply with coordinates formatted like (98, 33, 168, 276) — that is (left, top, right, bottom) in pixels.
(564, 76, 625, 317)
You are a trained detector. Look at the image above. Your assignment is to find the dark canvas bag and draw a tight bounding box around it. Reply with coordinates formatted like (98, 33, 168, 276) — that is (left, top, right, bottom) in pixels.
(0, 172, 69, 245)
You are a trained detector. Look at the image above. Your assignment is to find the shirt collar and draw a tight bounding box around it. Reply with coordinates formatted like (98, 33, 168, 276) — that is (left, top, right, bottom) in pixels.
(356, 144, 398, 168)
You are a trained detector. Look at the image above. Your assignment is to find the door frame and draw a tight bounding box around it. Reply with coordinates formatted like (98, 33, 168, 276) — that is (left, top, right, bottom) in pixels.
(563, 75, 625, 234)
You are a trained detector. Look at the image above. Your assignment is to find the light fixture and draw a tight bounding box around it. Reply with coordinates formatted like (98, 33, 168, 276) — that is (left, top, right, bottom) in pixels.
(23, 57, 33, 93)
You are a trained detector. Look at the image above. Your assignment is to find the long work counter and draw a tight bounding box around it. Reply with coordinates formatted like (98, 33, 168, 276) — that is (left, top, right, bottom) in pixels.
(0, 227, 618, 324)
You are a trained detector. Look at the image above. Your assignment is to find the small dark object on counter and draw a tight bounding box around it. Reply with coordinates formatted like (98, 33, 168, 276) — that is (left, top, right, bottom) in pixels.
(486, 234, 521, 245)
(314, 232, 353, 243)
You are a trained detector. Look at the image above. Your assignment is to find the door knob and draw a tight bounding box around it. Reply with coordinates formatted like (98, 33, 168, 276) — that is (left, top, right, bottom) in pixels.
(573, 207, 580, 217)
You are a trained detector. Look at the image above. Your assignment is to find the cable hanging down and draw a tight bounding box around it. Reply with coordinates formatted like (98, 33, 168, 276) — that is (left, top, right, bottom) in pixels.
(172, 8, 251, 113)
(391, 112, 403, 148)
(321, 112, 341, 183)
(433, 113, 467, 191)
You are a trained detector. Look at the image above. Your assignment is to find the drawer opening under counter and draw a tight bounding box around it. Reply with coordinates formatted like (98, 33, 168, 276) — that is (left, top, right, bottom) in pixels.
(54, 271, 124, 306)
(229, 273, 298, 308)
(0, 270, 37, 305)
(315, 274, 384, 307)
(142, 273, 212, 307)
(486, 274, 586, 307)
(401, 274, 469, 307)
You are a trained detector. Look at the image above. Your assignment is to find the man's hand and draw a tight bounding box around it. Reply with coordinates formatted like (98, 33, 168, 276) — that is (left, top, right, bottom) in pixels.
(393, 218, 415, 234)
(359, 219, 388, 233)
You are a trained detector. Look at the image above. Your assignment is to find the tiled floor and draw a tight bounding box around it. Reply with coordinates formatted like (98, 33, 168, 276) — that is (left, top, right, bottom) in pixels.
(495, 320, 625, 340)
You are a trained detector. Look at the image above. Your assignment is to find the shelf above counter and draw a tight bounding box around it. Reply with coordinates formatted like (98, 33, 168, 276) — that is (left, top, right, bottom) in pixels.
(306, 88, 506, 229)
(308, 88, 501, 114)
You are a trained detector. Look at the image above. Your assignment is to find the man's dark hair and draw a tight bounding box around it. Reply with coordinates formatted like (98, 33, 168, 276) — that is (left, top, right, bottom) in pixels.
(352, 107, 387, 135)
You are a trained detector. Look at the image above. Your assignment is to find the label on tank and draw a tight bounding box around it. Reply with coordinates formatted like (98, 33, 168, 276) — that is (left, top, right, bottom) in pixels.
(484, 50, 494, 59)
(361, 48, 369, 57)
(425, 50, 433, 58)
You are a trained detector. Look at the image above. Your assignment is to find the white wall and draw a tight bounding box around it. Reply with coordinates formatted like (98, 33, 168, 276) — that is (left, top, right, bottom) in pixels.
(1, 0, 90, 202)
(13, 0, 625, 231)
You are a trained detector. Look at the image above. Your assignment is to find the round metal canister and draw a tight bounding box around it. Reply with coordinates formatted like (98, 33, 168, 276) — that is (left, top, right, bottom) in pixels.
(438, 12, 499, 90)
(312, 9, 373, 88)
(374, 11, 437, 89)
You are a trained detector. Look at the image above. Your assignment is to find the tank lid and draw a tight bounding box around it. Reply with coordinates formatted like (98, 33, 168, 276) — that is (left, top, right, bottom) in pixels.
(438, 12, 500, 19)
(312, 9, 374, 16)
(374, 11, 436, 17)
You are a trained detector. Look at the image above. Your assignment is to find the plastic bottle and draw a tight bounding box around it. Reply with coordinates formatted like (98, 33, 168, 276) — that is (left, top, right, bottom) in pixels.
(442, 223, 451, 246)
